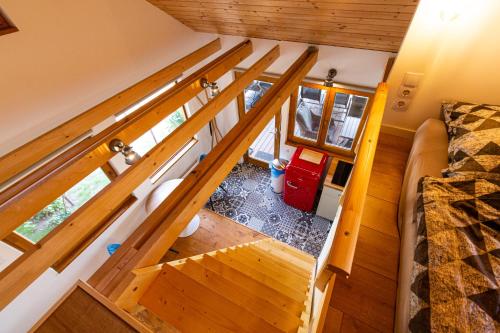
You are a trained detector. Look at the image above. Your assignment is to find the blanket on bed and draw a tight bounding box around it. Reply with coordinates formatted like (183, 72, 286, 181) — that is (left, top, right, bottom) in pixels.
(409, 175, 500, 332)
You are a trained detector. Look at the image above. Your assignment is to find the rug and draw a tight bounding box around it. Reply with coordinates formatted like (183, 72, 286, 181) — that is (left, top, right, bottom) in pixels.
(207, 163, 333, 257)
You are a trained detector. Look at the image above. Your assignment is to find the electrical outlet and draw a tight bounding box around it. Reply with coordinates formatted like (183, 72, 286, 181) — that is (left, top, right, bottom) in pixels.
(398, 86, 416, 98)
(393, 98, 410, 112)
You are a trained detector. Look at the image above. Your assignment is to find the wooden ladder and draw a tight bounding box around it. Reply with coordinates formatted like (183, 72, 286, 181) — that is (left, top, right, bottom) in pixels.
(118, 238, 316, 333)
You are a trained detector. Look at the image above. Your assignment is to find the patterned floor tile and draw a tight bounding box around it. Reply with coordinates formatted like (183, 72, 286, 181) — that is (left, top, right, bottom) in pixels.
(206, 162, 332, 257)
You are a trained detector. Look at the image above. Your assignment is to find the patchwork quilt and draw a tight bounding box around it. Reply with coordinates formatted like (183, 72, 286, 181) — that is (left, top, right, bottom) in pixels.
(409, 174, 500, 332)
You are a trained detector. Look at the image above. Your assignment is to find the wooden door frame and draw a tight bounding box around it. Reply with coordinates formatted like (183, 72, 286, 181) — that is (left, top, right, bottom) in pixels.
(235, 71, 281, 168)
(287, 84, 374, 158)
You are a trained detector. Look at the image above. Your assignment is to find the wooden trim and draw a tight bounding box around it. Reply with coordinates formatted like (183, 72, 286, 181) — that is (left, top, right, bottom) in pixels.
(383, 56, 396, 82)
(311, 274, 336, 333)
(0, 40, 251, 241)
(29, 281, 152, 333)
(51, 195, 138, 272)
(3, 232, 39, 253)
(322, 83, 389, 278)
(101, 162, 119, 180)
(0, 39, 221, 186)
(90, 47, 317, 301)
(0, 42, 281, 311)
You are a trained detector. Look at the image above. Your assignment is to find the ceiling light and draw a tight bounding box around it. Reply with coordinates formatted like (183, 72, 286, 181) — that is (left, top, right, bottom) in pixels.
(324, 68, 337, 87)
(109, 139, 141, 165)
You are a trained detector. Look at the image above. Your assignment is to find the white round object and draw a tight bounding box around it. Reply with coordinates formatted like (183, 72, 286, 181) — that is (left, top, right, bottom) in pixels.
(145, 179, 200, 238)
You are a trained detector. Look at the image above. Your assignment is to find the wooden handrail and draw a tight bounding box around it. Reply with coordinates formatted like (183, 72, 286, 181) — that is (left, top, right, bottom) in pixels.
(0, 39, 221, 186)
(0, 42, 282, 310)
(0, 40, 252, 241)
(318, 82, 388, 285)
(90, 47, 318, 300)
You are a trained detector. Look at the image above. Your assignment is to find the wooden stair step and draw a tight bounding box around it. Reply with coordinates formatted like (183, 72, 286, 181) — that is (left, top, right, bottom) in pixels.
(214, 252, 307, 303)
(179, 259, 302, 332)
(198, 254, 305, 316)
(253, 240, 316, 271)
(242, 245, 313, 277)
(140, 264, 283, 333)
(258, 239, 316, 264)
(225, 248, 310, 291)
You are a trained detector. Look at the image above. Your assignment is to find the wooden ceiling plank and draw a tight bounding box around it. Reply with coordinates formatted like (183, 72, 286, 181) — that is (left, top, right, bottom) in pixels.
(163, 8, 413, 27)
(158, 5, 415, 21)
(153, 0, 418, 14)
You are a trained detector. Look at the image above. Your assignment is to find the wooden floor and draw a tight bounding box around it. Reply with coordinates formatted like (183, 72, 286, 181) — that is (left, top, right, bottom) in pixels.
(323, 133, 412, 333)
(162, 209, 268, 262)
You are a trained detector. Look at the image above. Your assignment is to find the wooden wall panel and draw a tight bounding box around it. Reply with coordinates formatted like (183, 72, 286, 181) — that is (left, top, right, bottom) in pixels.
(148, 0, 419, 52)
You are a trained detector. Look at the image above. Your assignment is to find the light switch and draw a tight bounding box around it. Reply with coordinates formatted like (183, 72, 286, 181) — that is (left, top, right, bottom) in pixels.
(403, 72, 423, 88)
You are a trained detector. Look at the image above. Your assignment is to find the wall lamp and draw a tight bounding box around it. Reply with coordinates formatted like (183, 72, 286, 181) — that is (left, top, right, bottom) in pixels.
(200, 78, 220, 97)
(324, 68, 338, 87)
(109, 139, 141, 165)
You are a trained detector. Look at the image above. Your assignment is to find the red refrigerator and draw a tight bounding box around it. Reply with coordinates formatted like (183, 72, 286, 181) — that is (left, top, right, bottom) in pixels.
(283, 147, 328, 212)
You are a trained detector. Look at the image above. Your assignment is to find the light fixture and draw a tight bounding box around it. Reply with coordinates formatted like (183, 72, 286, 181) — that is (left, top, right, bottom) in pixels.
(199, 78, 220, 97)
(109, 139, 141, 165)
(209, 82, 220, 97)
(324, 68, 337, 87)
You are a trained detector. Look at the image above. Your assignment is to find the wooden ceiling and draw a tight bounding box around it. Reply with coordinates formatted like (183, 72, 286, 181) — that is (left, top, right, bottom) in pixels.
(147, 0, 419, 53)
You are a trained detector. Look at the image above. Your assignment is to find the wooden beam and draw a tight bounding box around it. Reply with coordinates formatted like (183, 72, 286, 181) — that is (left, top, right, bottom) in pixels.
(324, 82, 389, 278)
(3, 232, 39, 253)
(93, 47, 318, 300)
(0, 39, 221, 186)
(89, 45, 281, 289)
(383, 57, 396, 82)
(0, 42, 282, 311)
(0, 40, 252, 241)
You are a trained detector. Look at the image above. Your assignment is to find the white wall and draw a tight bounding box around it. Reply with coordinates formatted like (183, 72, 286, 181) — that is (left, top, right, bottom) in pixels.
(383, 0, 500, 133)
(0, 1, 218, 332)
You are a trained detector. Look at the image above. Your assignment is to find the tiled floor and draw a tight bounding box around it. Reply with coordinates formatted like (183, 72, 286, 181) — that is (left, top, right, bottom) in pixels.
(207, 162, 332, 257)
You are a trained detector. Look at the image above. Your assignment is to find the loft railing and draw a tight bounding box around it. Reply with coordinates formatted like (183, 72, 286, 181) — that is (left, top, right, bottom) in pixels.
(0, 38, 319, 314)
(311, 82, 389, 332)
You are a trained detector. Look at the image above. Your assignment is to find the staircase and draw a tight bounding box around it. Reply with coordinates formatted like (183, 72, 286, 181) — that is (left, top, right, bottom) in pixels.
(129, 238, 316, 333)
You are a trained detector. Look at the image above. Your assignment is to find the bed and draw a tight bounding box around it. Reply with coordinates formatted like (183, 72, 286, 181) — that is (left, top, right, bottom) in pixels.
(395, 105, 500, 332)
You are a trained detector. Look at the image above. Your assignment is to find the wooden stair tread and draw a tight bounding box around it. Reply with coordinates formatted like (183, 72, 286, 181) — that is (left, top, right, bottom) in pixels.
(180, 259, 302, 332)
(225, 248, 310, 290)
(140, 264, 283, 333)
(258, 239, 315, 264)
(238, 245, 313, 277)
(198, 254, 305, 316)
(214, 252, 307, 303)
(253, 241, 316, 270)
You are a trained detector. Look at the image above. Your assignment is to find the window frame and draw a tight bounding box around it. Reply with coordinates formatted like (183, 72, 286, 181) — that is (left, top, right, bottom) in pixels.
(287, 83, 374, 157)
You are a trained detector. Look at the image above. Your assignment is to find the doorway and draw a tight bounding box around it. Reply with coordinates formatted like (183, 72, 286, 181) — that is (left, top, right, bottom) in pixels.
(236, 74, 281, 168)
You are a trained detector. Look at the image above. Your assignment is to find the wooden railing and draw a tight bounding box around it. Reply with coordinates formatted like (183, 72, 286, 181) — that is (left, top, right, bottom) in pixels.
(312, 82, 388, 332)
(0, 38, 319, 312)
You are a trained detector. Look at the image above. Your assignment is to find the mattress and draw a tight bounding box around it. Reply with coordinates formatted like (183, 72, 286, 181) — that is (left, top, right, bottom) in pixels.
(395, 119, 449, 333)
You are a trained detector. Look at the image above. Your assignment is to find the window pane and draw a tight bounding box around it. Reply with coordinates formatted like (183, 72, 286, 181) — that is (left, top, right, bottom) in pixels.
(325, 93, 369, 150)
(244, 80, 272, 112)
(16, 168, 111, 243)
(151, 108, 187, 142)
(131, 131, 156, 156)
(294, 86, 327, 141)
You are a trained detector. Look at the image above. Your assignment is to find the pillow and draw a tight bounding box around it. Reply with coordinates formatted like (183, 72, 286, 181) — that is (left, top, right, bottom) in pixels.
(441, 101, 500, 176)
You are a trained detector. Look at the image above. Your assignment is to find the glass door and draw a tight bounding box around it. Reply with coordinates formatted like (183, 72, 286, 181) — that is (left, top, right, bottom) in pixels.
(237, 77, 280, 167)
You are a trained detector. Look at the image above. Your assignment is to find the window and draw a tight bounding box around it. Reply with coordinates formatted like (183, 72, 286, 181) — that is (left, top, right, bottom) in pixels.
(243, 80, 272, 113)
(16, 168, 111, 243)
(115, 80, 197, 181)
(288, 83, 372, 155)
